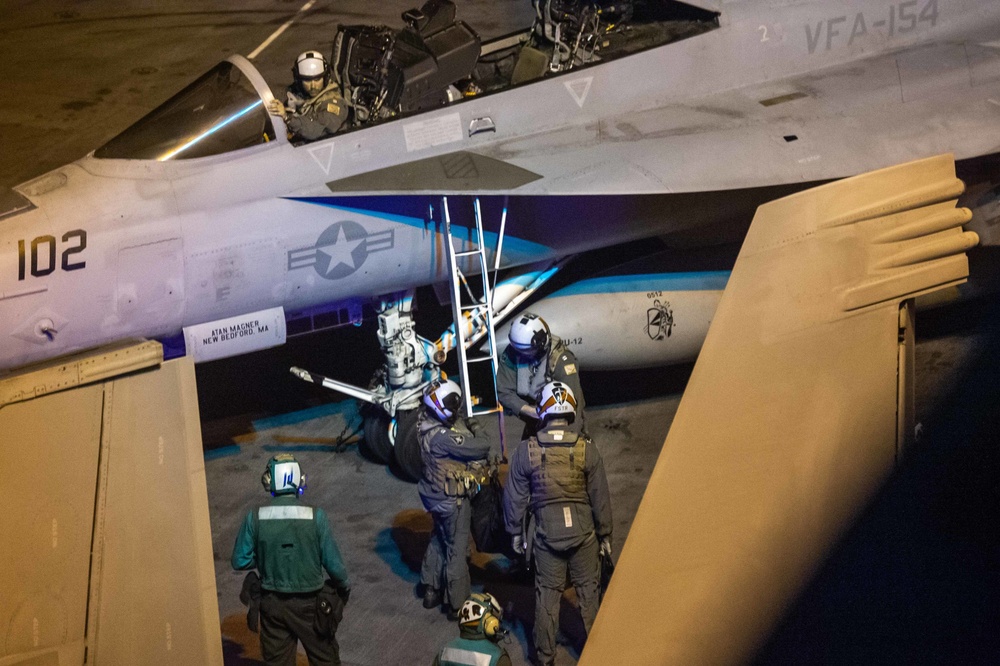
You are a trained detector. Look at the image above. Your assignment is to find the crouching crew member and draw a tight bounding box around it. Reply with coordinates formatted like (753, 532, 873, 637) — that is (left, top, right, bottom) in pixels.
(232, 454, 351, 666)
(433, 592, 511, 666)
(418, 379, 497, 619)
(502, 382, 612, 666)
(497, 312, 586, 438)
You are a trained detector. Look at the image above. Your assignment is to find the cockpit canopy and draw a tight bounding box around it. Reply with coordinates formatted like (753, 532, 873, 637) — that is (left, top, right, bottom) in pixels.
(94, 60, 275, 161)
(93, 1, 720, 161)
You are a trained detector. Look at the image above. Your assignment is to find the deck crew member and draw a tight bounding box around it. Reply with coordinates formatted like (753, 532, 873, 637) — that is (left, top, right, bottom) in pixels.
(232, 454, 351, 666)
(418, 378, 497, 618)
(432, 592, 512, 666)
(497, 312, 586, 438)
(502, 382, 612, 666)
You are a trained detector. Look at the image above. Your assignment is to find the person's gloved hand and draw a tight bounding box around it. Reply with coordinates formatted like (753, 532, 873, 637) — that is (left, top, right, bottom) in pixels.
(519, 404, 539, 421)
(599, 537, 612, 560)
(337, 586, 351, 604)
(465, 417, 484, 437)
(512, 535, 525, 555)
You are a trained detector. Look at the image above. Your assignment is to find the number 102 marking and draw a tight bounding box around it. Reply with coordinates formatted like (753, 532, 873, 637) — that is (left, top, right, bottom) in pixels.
(17, 229, 87, 280)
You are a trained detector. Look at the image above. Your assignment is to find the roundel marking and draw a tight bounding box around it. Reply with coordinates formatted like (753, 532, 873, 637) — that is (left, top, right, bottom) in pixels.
(286, 220, 395, 280)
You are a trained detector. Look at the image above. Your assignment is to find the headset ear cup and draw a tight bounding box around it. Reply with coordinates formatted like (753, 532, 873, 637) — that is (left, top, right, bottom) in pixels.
(483, 615, 499, 638)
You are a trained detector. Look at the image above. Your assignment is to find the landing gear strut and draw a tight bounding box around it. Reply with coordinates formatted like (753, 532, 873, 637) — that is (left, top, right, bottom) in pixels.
(291, 292, 440, 481)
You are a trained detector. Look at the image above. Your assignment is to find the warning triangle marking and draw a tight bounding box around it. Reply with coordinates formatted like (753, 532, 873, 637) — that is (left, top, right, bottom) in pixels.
(565, 77, 593, 108)
(308, 143, 336, 175)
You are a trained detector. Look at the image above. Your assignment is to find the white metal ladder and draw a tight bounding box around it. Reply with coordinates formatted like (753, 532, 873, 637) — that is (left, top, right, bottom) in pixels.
(441, 196, 505, 418)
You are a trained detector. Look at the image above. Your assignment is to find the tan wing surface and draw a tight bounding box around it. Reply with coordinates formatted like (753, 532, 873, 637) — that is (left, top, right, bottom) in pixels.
(580, 154, 977, 665)
(0, 343, 222, 665)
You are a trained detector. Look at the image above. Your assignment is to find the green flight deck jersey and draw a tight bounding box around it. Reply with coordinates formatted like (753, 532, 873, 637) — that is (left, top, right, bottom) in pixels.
(433, 634, 511, 666)
(232, 494, 350, 594)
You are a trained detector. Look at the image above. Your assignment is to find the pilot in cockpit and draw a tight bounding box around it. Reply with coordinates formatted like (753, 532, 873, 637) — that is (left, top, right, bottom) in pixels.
(267, 51, 349, 142)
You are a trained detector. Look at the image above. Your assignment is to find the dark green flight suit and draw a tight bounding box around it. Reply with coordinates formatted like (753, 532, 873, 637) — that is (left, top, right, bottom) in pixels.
(232, 494, 350, 666)
(502, 419, 612, 666)
(496, 336, 586, 438)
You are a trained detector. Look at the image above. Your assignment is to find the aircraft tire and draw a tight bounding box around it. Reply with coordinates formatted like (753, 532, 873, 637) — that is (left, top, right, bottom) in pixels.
(361, 409, 393, 464)
(392, 407, 423, 482)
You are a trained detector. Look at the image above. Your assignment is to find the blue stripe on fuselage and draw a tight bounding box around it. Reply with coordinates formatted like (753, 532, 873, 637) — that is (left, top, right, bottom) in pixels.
(287, 197, 552, 260)
(550, 271, 730, 297)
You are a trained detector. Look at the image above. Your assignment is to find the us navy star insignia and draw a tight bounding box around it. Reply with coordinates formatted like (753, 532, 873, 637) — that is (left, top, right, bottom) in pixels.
(287, 220, 394, 280)
(316, 224, 364, 277)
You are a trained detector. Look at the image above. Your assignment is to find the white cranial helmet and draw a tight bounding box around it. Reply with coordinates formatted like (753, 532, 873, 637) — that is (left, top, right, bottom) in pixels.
(294, 51, 328, 80)
(537, 381, 577, 424)
(423, 378, 462, 423)
(508, 312, 550, 358)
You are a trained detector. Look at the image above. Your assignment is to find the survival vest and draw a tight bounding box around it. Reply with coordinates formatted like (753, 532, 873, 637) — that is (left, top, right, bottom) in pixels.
(526, 428, 595, 547)
(418, 416, 484, 498)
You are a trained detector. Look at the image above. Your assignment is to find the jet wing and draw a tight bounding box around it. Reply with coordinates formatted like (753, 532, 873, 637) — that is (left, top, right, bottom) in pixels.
(579, 154, 977, 665)
(0, 343, 223, 665)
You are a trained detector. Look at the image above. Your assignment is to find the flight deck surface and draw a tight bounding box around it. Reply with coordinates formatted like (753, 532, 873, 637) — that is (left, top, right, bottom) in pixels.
(205, 387, 676, 665)
(196, 295, 996, 666)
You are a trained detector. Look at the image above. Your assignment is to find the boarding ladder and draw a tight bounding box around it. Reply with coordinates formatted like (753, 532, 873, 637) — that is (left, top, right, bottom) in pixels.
(441, 196, 505, 419)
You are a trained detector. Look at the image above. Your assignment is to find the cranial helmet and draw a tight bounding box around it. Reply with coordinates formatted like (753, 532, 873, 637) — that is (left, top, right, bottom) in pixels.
(537, 381, 577, 425)
(294, 50, 328, 82)
(261, 453, 306, 496)
(458, 592, 503, 638)
(423, 378, 462, 423)
(508, 312, 550, 358)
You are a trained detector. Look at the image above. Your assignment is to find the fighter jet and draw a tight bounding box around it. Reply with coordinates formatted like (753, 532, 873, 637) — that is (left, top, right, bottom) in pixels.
(0, 151, 978, 666)
(1, 0, 998, 476)
(3, 1, 995, 663)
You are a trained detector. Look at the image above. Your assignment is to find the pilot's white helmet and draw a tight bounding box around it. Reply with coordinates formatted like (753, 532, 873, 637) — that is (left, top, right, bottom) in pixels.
(508, 312, 550, 358)
(537, 381, 577, 425)
(294, 51, 328, 80)
(423, 378, 462, 423)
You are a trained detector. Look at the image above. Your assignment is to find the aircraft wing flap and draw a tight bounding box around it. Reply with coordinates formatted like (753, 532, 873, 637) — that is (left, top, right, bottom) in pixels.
(580, 154, 977, 665)
(0, 340, 162, 408)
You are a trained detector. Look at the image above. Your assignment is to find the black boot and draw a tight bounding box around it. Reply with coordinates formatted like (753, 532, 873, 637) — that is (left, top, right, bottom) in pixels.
(422, 586, 442, 609)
